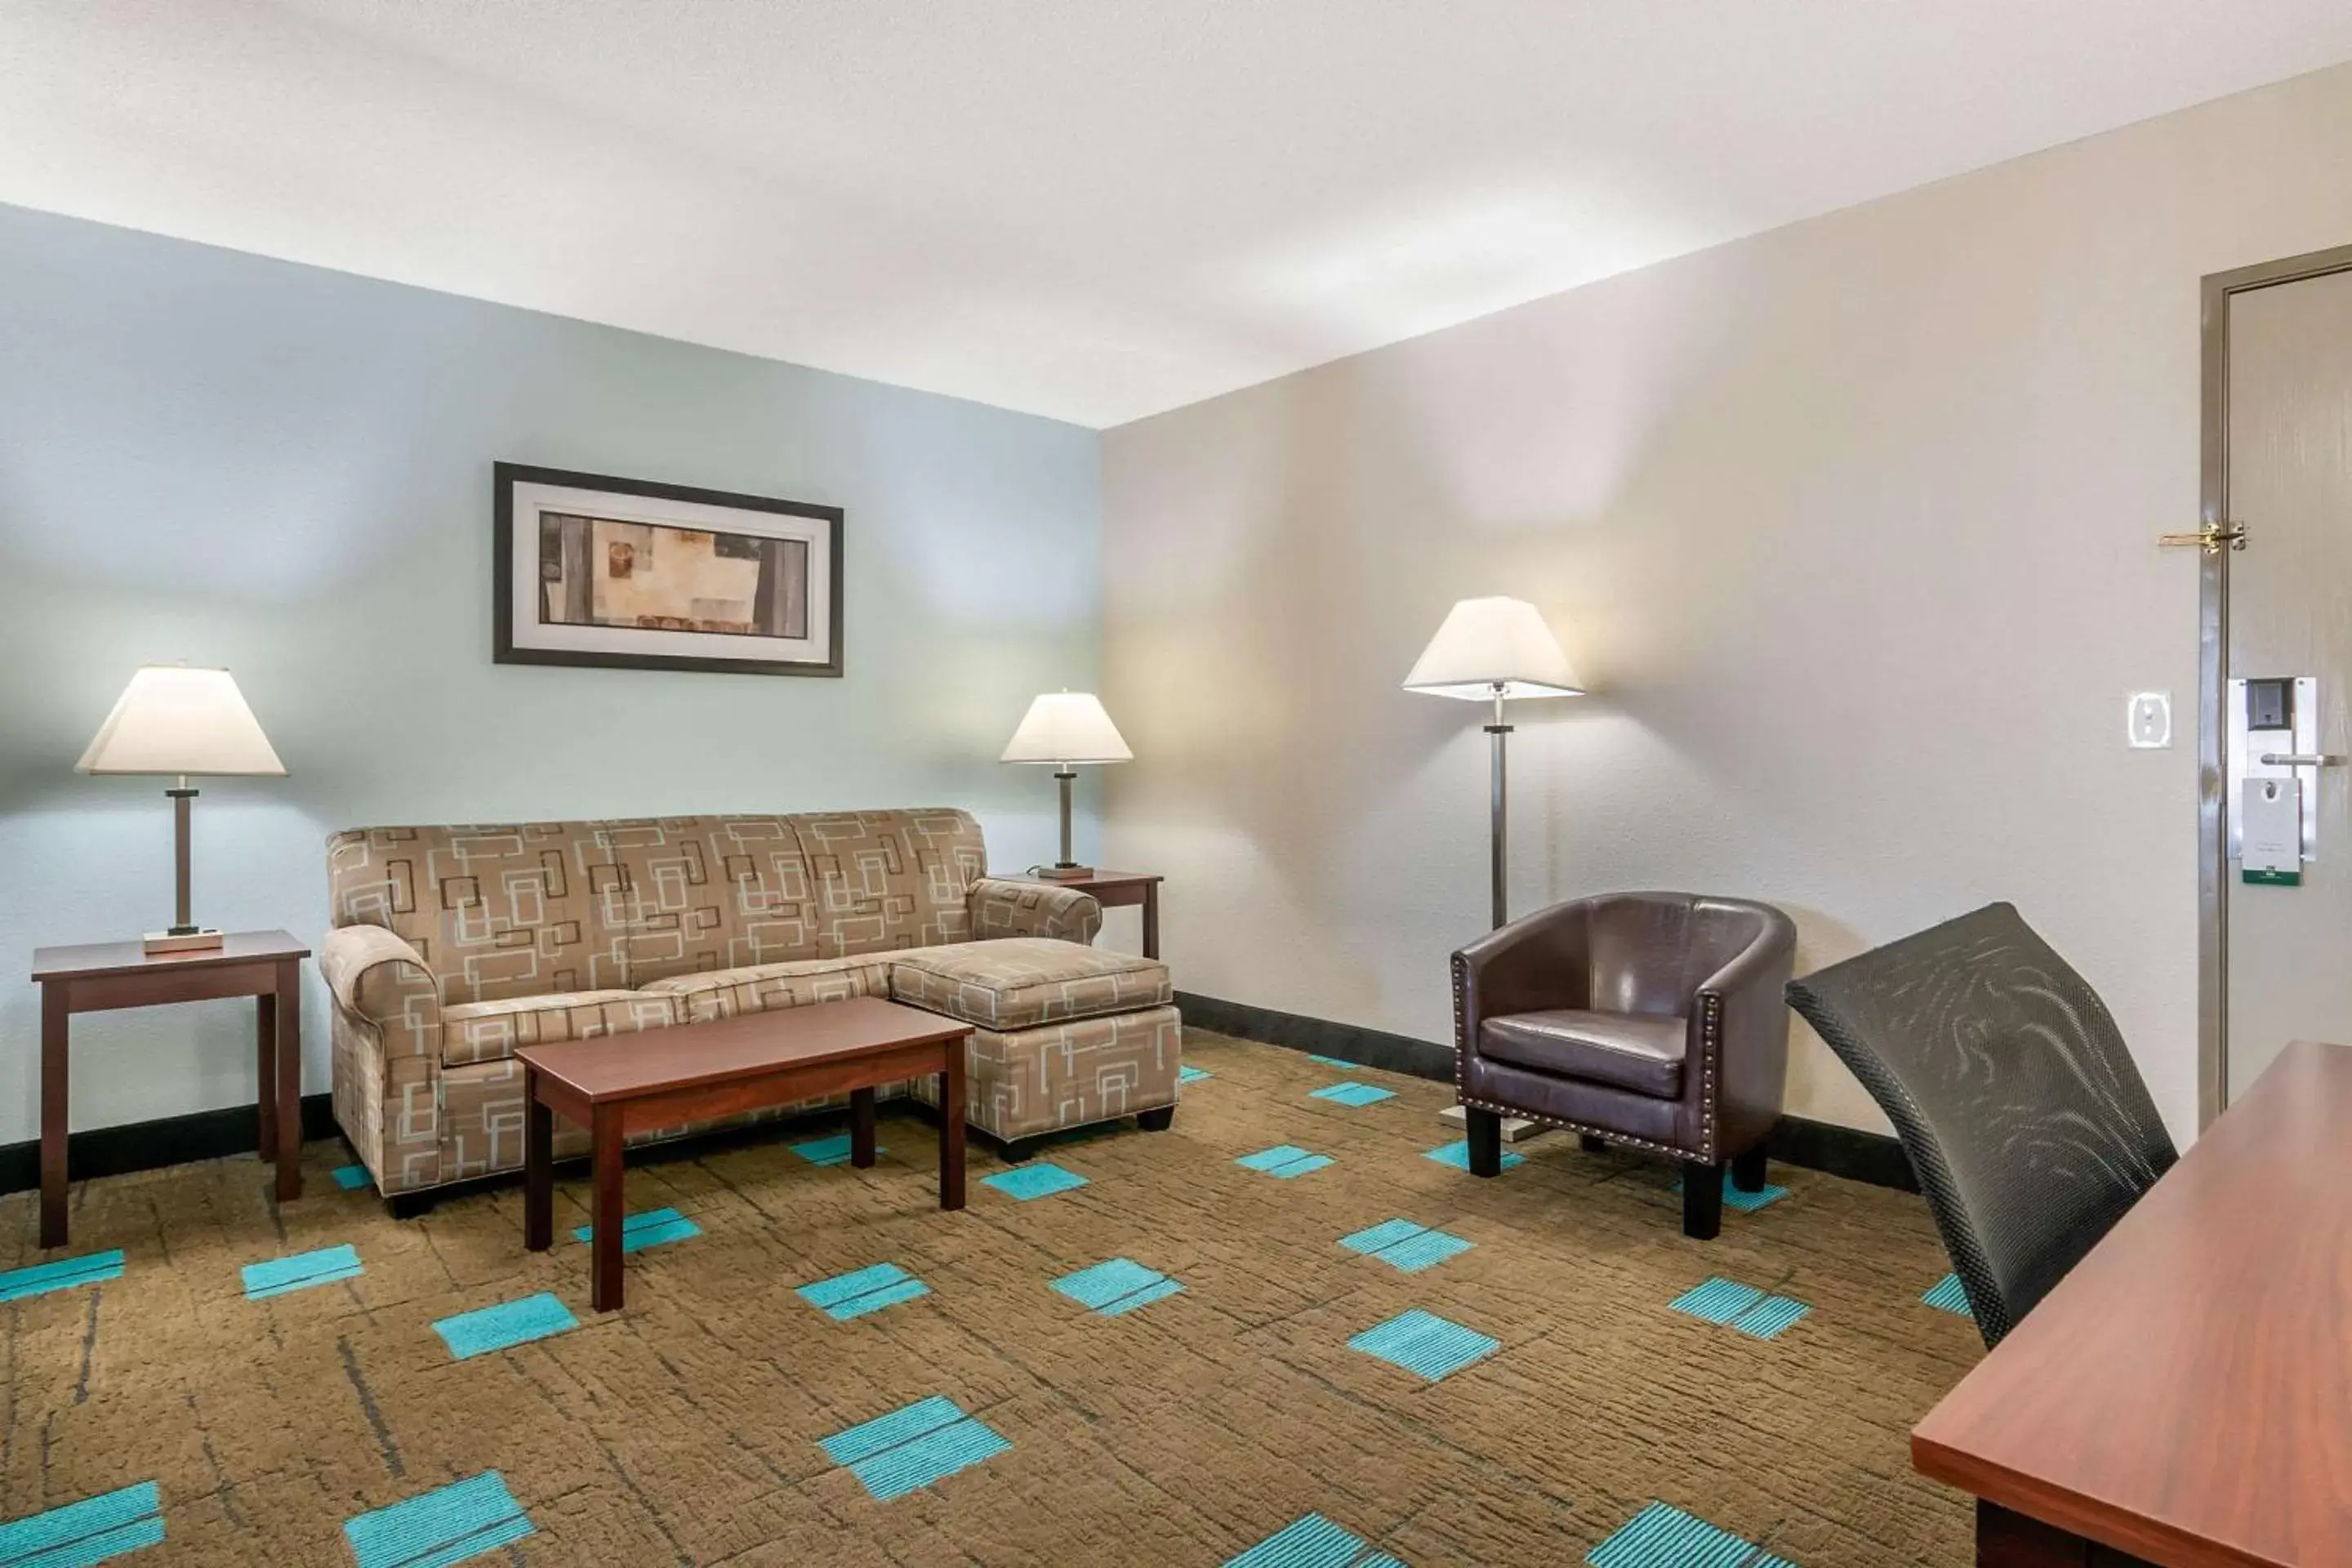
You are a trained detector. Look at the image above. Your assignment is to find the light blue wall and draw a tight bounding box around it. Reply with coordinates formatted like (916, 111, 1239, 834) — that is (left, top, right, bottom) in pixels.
(0, 203, 1104, 1144)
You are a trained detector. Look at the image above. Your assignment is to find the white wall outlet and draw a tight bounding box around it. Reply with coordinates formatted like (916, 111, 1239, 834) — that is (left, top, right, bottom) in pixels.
(2127, 692, 2172, 749)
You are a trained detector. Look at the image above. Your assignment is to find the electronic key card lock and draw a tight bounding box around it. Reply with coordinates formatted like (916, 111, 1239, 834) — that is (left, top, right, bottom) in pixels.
(2227, 676, 2341, 887)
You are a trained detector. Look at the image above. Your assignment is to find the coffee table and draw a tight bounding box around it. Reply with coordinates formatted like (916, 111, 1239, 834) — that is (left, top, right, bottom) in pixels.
(519, 996, 973, 1311)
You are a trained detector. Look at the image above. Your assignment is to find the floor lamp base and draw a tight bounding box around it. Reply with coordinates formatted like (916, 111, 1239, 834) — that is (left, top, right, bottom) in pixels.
(1437, 1103, 1553, 1143)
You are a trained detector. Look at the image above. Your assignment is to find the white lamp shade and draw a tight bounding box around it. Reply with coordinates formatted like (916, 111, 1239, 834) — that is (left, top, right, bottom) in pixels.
(77, 666, 287, 777)
(1000, 692, 1133, 764)
(1401, 596, 1584, 701)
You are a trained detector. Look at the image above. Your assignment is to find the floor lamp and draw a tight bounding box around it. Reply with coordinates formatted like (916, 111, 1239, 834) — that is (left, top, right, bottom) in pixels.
(1405, 596, 1583, 1141)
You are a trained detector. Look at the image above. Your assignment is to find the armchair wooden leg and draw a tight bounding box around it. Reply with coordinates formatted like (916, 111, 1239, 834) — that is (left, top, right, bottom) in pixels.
(1682, 1160, 1723, 1240)
(1579, 1134, 1609, 1153)
(1466, 1108, 1503, 1178)
(1731, 1144, 1769, 1194)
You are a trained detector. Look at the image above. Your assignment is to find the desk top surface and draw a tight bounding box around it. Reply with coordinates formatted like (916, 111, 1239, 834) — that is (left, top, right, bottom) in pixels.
(33, 929, 309, 982)
(1912, 1037, 2352, 1567)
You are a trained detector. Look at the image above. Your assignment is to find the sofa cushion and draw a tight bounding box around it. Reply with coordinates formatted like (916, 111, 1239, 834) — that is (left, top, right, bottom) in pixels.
(889, 938, 1170, 1031)
(440, 989, 679, 1068)
(635, 954, 889, 1022)
(1478, 1009, 1686, 1098)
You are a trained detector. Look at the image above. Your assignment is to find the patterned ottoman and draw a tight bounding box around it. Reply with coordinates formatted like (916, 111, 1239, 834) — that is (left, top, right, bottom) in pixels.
(894, 938, 1183, 1155)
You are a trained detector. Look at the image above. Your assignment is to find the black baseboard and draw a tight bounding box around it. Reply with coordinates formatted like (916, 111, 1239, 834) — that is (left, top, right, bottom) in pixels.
(1177, 989, 1919, 1193)
(0, 1093, 343, 1196)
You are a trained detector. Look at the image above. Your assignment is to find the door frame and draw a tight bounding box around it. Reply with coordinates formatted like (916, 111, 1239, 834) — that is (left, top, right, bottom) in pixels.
(2198, 241, 2352, 1127)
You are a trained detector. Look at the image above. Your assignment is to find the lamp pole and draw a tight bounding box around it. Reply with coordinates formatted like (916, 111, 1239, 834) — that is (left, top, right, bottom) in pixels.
(1484, 683, 1510, 929)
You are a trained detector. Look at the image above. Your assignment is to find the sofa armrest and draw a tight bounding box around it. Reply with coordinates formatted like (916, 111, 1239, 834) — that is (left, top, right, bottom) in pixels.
(319, 924, 443, 1062)
(969, 878, 1102, 944)
(1451, 901, 1594, 1057)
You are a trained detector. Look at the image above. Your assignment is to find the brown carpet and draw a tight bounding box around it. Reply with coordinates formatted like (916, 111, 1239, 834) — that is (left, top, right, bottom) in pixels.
(0, 1031, 1978, 1566)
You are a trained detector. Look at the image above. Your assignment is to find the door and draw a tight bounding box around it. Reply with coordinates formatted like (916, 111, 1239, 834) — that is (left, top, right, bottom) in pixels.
(2216, 260, 2352, 1107)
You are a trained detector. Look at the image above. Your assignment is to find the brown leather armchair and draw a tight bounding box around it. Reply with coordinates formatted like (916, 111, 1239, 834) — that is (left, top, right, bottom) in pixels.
(1451, 891, 1798, 1238)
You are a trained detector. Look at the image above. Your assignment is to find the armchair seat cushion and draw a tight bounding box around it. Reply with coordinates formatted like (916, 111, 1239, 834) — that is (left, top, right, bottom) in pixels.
(890, 938, 1170, 1031)
(1478, 1009, 1686, 1098)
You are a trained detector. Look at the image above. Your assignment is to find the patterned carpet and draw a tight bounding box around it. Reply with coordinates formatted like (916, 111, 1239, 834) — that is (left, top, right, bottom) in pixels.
(0, 1031, 1980, 1566)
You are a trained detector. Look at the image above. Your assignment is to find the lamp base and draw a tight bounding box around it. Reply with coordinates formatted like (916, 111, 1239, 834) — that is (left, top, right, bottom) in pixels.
(1035, 863, 1097, 883)
(144, 928, 224, 957)
(1438, 1103, 1552, 1143)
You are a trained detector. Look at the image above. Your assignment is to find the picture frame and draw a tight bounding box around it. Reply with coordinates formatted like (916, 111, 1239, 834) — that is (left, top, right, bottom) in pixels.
(492, 461, 844, 677)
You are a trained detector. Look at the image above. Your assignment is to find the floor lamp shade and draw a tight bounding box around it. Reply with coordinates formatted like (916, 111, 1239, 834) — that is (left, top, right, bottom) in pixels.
(78, 665, 286, 954)
(1404, 599, 1580, 933)
(1001, 693, 1130, 881)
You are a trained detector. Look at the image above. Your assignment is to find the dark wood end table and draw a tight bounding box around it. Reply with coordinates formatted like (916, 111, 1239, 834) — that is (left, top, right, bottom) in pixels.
(1008, 870, 1164, 958)
(519, 996, 973, 1312)
(30, 929, 310, 1249)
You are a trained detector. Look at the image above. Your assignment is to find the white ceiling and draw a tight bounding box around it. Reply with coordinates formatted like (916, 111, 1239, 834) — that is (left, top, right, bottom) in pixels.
(6, 2, 2351, 428)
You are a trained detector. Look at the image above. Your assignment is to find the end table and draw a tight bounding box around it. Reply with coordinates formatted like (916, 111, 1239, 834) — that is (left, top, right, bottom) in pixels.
(1009, 871, 1163, 959)
(30, 929, 310, 1249)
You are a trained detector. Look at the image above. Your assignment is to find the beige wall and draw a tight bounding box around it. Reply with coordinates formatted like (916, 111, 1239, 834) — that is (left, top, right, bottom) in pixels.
(1102, 62, 2352, 1140)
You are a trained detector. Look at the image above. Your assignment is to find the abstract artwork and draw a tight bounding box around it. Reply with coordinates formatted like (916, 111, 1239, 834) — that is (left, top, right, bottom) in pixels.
(493, 463, 842, 675)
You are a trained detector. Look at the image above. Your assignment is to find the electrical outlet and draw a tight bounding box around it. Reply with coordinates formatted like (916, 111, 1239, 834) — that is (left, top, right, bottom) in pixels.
(2127, 692, 2172, 749)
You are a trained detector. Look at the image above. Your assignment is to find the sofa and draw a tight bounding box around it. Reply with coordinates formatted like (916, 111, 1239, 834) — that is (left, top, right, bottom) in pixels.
(319, 808, 1182, 1198)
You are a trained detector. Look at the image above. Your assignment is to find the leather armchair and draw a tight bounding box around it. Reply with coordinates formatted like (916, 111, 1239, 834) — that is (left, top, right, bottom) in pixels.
(1451, 891, 1797, 1238)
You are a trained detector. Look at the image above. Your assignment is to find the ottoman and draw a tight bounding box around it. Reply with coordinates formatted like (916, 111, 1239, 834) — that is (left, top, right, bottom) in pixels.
(891, 938, 1183, 1156)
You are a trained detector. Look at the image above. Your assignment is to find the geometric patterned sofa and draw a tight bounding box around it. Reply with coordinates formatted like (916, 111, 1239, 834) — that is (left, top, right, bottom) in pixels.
(318, 808, 1183, 1199)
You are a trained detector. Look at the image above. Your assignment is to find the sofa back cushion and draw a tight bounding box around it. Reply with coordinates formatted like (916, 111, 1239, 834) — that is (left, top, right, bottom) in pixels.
(792, 808, 987, 957)
(327, 808, 988, 1004)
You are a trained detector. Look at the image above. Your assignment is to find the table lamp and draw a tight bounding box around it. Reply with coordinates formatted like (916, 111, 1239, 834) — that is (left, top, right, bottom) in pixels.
(1000, 692, 1131, 881)
(78, 664, 287, 954)
(1403, 596, 1582, 929)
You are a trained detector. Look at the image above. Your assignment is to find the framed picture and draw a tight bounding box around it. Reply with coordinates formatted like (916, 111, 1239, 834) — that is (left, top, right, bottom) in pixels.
(493, 462, 844, 677)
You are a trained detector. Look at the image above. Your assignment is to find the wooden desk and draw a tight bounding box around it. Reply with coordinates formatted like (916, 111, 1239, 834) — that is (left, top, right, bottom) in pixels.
(520, 997, 971, 1311)
(1011, 871, 1163, 958)
(31, 930, 309, 1249)
(1913, 1038, 2352, 1567)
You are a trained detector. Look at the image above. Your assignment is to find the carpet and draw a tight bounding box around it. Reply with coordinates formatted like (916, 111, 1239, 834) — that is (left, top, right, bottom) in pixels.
(0, 1030, 1977, 1565)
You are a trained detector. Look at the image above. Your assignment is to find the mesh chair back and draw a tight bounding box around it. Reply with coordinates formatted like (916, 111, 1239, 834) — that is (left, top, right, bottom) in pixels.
(1785, 902, 2176, 1348)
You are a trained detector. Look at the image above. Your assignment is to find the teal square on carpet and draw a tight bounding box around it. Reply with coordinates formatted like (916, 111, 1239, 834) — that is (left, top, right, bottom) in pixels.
(1423, 1140, 1522, 1172)
(1053, 1258, 1184, 1316)
(798, 1263, 930, 1321)
(1339, 1218, 1473, 1274)
(1179, 1065, 1213, 1084)
(1236, 1145, 1333, 1178)
(820, 1396, 1012, 1502)
(791, 1133, 882, 1168)
(1306, 1054, 1353, 1068)
(0, 1250, 123, 1304)
(0, 1479, 163, 1566)
(1311, 1081, 1396, 1107)
(1225, 1512, 1364, 1567)
(981, 1163, 1089, 1200)
(1730, 1296, 1811, 1341)
(331, 1164, 372, 1192)
(241, 1245, 363, 1299)
(1922, 1273, 1974, 1317)
(1668, 1277, 1765, 1325)
(433, 1292, 579, 1360)
(1588, 1500, 1785, 1568)
(1348, 1308, 1499, 1381)
(572, 1206, 699, 1254)
(344, 1471, 532, 1568)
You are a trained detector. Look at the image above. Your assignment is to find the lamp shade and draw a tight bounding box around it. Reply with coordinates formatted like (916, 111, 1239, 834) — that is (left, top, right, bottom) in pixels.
(1000, 692, 1133, 764)
(1401, 596, 1583, 701)
(77, 665, 287, 777)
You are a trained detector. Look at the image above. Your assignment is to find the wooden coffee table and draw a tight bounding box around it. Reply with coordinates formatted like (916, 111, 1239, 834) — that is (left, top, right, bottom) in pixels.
(519, 996, 973, 1311)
